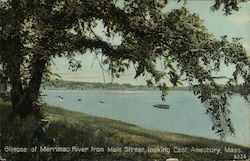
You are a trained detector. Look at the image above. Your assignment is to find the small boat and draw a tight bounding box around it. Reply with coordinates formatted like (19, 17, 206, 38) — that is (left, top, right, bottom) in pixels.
(56, 96, 64, 101)
(78, 98, 81, 101)
(153, 104, 170, 109)
(56, 96, 64, 99)
(99, 101, 105, 104)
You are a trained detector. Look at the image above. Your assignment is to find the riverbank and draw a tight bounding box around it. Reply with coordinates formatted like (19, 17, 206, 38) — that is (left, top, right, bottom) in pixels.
(0, 102, 249, 161)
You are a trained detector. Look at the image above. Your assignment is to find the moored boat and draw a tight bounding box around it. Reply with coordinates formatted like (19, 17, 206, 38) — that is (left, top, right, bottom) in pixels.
(153, 104, 170, 109)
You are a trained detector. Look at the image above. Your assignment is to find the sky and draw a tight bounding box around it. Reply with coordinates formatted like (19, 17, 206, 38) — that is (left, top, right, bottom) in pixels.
(51, 1, 250, 85)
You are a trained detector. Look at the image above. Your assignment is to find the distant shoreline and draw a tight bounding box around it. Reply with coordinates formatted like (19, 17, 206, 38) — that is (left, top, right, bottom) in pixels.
(43, 80, 192, 92)
(41, 89, 148, 93)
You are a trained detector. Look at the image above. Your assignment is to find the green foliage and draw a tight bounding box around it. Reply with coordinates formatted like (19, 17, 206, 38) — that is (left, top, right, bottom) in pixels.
(211, 0, 248, 15)
(0, 0, 249, 137)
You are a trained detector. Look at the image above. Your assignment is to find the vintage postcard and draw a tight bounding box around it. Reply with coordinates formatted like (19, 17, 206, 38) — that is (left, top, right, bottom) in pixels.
(0, 0, 249, 161)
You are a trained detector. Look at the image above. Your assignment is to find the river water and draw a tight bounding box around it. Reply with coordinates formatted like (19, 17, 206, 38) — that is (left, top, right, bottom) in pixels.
(42, 90, 250, 147)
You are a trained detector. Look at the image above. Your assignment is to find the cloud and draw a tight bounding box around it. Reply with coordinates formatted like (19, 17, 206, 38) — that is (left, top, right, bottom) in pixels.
(228, 13, 250, 25)
(242, 43, 250, 49)
(242, 42, 250, 55)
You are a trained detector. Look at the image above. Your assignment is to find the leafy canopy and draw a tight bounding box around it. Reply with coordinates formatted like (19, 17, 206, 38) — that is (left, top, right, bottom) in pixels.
(0, 0, 249, 138)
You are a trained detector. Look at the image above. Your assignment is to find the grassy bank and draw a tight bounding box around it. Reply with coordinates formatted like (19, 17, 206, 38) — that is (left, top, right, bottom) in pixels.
(0, 102, 249, 161)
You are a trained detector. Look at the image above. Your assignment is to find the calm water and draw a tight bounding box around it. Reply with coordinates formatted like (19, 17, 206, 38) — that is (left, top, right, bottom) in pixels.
(42, 90, 250, 147)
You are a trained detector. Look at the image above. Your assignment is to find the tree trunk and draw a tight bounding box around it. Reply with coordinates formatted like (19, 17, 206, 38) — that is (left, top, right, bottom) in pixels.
(8, 56, 29, 116)
(4, 36, 25, 116)
(5, 35, 47, 117)
(2, 1, 47, 117)
(12, 54, 47, 117)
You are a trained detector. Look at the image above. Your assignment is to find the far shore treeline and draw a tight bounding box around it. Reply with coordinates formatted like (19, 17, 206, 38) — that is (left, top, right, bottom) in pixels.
(43, 80, 192, 91)
(43, 80, 247, 93)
